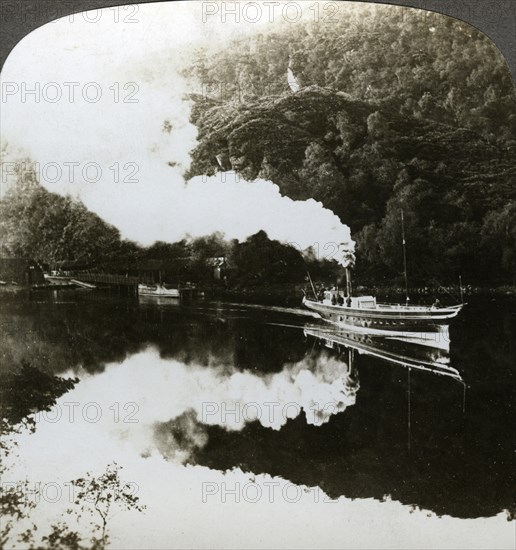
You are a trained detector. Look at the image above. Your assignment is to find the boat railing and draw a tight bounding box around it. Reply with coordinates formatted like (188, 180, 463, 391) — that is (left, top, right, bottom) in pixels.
(376, 302, 462, 311)
(315, 299, 461, 313)
(376, 302, 430, 310)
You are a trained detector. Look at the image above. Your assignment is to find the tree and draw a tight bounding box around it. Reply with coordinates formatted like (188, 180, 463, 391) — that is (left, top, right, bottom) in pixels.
(481, 201, 516, 283)
(0, 161, 124, 268)
(229, 231, 306, 286)
(68, 463, 146, 550)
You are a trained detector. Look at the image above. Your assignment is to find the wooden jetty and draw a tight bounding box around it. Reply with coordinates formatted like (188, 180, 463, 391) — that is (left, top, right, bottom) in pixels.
(70, 273, 202, 298)
(71, 273, 152, 296)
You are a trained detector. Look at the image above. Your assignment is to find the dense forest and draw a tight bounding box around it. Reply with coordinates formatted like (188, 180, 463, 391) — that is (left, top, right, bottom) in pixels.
(1, 5, 515, 289)
(183, 5, 516, 285)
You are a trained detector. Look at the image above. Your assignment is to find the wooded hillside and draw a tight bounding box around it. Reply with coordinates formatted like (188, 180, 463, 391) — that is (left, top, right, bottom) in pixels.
(183, 5, 516, 284)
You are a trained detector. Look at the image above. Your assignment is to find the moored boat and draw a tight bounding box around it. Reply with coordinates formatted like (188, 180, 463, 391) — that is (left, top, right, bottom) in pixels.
(70, 279, 97, 289)
(138, 283, 180, 297)
(44, 274, 72, 284)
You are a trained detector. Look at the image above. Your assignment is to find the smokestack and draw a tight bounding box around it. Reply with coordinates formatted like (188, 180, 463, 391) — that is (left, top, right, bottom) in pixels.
(346, 267, 352, 297)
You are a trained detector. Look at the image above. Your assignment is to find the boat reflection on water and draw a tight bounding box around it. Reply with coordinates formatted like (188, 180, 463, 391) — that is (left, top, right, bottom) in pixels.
(303, 322, 462, 382)
(137, 293, 181, 307)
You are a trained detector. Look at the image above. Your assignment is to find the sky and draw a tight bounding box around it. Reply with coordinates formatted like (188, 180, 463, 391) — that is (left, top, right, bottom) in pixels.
(0, 1, 356, 257)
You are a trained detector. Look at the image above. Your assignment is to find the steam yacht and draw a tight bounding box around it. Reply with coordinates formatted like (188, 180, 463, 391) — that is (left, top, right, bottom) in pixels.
(303, 211, 464, 338)
(302, 293, 462, 340)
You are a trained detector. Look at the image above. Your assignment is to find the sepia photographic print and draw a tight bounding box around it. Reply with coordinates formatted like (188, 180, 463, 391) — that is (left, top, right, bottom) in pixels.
(0, 1, 515, 548)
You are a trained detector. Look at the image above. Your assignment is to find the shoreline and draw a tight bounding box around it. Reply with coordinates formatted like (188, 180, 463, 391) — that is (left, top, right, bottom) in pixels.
(210, 284, 516, 307)
(1, 283, 515, 305)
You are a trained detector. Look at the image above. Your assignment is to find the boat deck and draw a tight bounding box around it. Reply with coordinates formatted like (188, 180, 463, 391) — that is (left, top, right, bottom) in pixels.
(307, 298, 462, 316)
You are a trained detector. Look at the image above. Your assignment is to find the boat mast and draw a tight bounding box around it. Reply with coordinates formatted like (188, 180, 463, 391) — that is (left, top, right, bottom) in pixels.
(407, 367, 411, 453)
(401, 210, 409, 306)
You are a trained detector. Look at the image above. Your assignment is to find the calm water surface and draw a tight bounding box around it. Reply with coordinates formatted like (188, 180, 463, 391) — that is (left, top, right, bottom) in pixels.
(1, 290, 514, 546)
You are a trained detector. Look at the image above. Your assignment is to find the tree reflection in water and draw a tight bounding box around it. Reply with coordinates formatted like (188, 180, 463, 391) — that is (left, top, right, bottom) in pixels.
(0, 291, 514, 522)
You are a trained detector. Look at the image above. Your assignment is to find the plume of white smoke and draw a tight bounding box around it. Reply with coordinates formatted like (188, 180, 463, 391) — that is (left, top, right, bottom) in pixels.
(1, 5, 356, 263)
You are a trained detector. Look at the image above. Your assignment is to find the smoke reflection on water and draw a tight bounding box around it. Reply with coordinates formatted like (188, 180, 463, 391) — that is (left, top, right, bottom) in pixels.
(5, 331, 514, 549)
(27, 345, 358, 463)
(5, 344, 359, 541)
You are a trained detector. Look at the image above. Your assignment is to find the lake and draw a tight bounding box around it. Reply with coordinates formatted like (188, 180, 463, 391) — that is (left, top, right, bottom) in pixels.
(1, 290, 514, 548)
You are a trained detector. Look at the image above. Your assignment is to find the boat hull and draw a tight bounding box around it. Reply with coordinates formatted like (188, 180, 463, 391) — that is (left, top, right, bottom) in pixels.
(303, 297, 461, 340)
